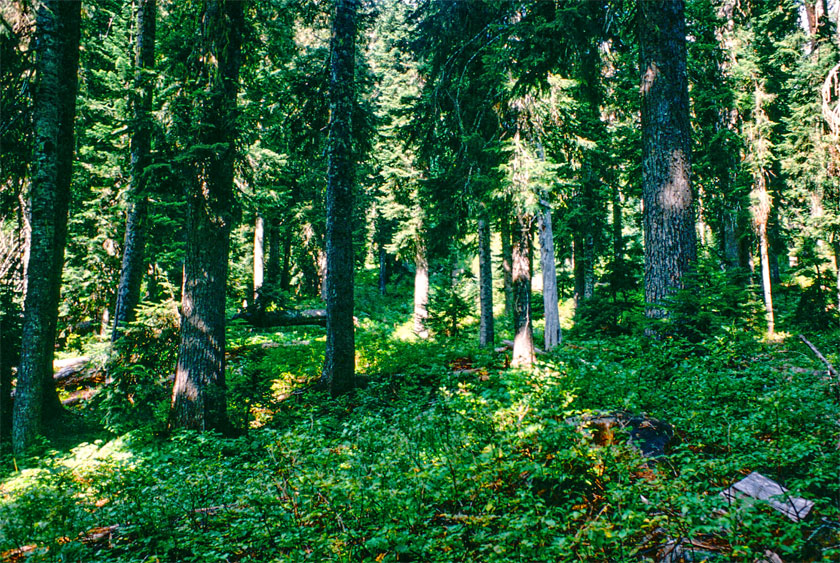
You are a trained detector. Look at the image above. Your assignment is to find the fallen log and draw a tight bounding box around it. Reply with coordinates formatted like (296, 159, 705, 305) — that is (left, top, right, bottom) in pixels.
(232, 309, 327, 328)
(799, 335, 839, 378)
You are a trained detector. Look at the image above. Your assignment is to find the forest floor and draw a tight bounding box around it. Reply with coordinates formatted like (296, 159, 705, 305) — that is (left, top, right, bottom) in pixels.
(1, 278, 839, 562)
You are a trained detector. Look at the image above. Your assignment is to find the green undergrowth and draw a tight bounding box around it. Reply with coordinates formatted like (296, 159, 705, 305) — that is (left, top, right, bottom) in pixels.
(1, 299, 839, 561)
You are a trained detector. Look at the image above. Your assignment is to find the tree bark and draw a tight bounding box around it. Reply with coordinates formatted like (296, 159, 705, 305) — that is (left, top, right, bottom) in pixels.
(13, 0, 81, 454)
(279, 224, 292, 293)
(413, 238, 429, 338)
(112, 0, 156, 343)
(512, 213, 535, 367)
(321, 0, 358, 396)
(253, 215, 264, 304)
(638, 0, 697, 320)
(0, 313, 10, 447)
(539, 201, 561, 351)
(478, 214, 494, 348)
(170, 0, 243, 432)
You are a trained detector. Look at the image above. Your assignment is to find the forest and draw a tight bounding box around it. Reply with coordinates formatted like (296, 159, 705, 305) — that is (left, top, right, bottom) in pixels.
(1, 0, 840, 560)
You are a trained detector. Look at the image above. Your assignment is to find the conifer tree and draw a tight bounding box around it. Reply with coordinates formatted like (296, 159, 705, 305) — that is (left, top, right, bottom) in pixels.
(13, 0, 81, 453)
(321, 0, 359, 395)
(170, 0, 243, 431)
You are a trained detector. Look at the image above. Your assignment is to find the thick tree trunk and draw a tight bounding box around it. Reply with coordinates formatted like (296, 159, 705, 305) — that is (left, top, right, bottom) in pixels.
(13, 0, 81, 454)
(170, 0, 242, 432)
(638, 0, 697, 320)
(253, 215, 264, 304)
(413, 239, 429, 338)
(539, 202, 561, 351)
(478, 215, 494, 348)
(584, 232, 595, 299)
(512, 213, 535, 367)
(112, 0, 156, 343)
(500, 215, 513, 327)
(321, 0, 358, 396)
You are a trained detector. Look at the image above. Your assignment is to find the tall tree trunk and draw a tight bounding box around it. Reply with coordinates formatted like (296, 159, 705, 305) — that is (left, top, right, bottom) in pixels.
(638, 0, 697, 320)
(573, 233, 584, 309)
(321, 0, 358, 396)
(0, 314, 10, 447)
(478, 214, 494, 348)
(833, 239, 840, 326)
(539, 201, 561, 350)
(584, 232, 595, 299)
(611, 184, 625, 296)
(414, 238, 429, 338)
(753, 174, 775, 336)
(170, 0, 242, 432)
(13, 0, 81, 454)
(253, 215, 264, 305)
(318, 249, 328, 301)
(512, 213, 535, 367)
(112, 0, 156, 342)
(500, 214, 513, 327)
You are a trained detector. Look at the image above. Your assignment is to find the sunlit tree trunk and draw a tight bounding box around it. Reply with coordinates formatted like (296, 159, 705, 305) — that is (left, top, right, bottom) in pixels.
(112, 0, 156, 342)
(170, 0, 243, 432)
(253, 215, 264, 305)
(13, 0, 81, 454)
(378, 243, 387, 295)
(414, 237, 429, 338)
(264, 220, 280, 296)
(512, 213, 535, 367)
(753, 173, 775, 336)
(321, 0, 358, 395)
(478, 213, 494, 348)
(638, 0, 697, 321)
(539, 201, 561, 350)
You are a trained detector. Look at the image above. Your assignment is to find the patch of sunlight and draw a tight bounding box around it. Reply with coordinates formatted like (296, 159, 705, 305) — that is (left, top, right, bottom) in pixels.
(560, 297, 575, 330)
(1, 437, 134, 497)
(392, 318, 418, 341)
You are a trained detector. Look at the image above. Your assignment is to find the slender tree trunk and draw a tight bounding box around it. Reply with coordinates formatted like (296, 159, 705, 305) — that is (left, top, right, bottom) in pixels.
(112, 0, 156, 342)
(170, 0, 242, 432)
(584, 232, 595, 299)
(378, 243, 387, 295)
(753, 173, 775, 337)
(638, 0, 697, 321)
(253, 215, 264, 305)
(512, 213, 535, 367)
(478, 214, 494, 348)
(13, 0, 81, 454)
(318, 249, 328, 301)
(573, 233, 584, 309)
(611, 184, 625, 295)
(539, 201, 561, 350)
(414, 238, 429, 338)
(833, 239, 840, 326)
(500, 214, 513, 327)
(0, 314, 10, 447)
(321, 0, 358, 395)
